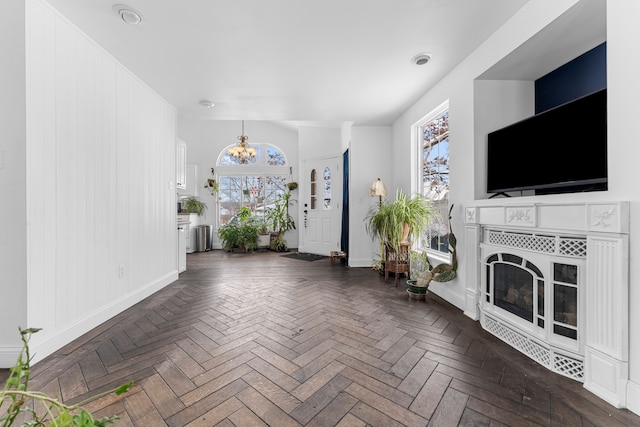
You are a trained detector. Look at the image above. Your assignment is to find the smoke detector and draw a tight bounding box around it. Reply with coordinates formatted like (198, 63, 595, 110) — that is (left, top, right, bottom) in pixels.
(199, 100, 215, 108)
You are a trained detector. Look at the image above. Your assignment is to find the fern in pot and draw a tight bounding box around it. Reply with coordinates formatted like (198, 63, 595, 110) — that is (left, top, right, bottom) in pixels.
(182, 196, 207, 216)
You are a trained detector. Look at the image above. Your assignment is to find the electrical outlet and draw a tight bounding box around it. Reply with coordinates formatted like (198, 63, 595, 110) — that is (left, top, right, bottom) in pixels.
(119, 264, 125, 278)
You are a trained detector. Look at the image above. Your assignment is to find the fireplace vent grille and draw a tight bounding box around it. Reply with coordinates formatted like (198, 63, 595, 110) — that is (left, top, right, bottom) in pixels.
(483, 315, 584, 381)
(485, 229, 586, 258)
(554, 354, 585, 380)
(558, 238, 587, 258)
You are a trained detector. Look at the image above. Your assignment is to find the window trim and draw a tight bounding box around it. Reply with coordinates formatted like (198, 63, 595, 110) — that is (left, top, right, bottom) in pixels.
(413, 99, 450, 261)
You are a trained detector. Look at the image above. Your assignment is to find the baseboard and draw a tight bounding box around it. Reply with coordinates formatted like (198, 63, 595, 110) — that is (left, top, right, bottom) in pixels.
(29, 271, 178, 365)
(627, 379, 640, 415)
(0, 345, 23, 368)
(583, 346, 628, 408)
(429, 281, 465, 312)
(463, 288, 480, 320)
(348, 257, 374, 268)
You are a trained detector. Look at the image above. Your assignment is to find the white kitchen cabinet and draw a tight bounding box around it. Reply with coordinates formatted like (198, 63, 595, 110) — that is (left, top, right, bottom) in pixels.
(176, 139, 187, 190)
(178, 224, 187, 273)
(178, 164, 198, 197)
(186, 213, 199, 253)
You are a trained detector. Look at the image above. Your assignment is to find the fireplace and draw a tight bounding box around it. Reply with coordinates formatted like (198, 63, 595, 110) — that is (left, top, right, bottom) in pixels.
(463, 201, 630, 409)
(480, 230, 585, 381)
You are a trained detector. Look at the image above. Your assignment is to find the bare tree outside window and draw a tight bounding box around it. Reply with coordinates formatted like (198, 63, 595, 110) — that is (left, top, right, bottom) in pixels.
(217, 144, 288, 224)
(420, 110, 450, 255)
(218, 175, 287, 225)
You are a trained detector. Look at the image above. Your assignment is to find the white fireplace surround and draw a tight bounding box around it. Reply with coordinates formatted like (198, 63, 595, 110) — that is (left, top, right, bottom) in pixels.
(463, 201, 629, 409)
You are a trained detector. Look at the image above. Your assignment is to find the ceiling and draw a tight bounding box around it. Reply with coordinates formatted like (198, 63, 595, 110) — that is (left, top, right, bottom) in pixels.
(45, 0, 532, 126)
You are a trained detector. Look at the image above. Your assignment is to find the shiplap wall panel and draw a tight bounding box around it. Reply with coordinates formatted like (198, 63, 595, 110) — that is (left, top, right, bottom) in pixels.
(26, 0, 57, 332)
(26, 0, 177, 359)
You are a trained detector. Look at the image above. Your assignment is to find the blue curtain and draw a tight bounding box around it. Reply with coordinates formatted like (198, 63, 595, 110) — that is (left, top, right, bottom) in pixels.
(341, 150, 349, 256)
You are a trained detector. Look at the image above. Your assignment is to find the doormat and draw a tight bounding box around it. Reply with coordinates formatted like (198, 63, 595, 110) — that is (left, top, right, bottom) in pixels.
(281, 252, 327, 262)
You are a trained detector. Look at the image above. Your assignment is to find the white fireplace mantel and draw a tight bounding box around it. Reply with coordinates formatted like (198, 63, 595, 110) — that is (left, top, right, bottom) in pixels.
(464, 200, 630, 409)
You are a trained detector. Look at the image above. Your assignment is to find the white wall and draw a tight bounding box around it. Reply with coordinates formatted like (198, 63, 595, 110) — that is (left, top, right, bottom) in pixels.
(607, 0, 640, 413)
(472, 80, 534, 198)
(349, 126, 392, 267)
(0, 0, 28, 364)
(177, 119, 299, 247)
(19, 0, 178, 364)
(298, 126, 342, 160)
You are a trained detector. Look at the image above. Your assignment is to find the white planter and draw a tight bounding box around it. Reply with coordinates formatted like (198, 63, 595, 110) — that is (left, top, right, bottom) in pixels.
(258, 234, 271, 248)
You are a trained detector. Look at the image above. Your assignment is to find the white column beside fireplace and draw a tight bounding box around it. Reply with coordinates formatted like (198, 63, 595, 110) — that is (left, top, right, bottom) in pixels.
(464, 201, 629, 409)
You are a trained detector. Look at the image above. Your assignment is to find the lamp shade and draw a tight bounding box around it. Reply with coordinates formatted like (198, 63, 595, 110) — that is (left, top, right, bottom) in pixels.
(369, 178, 387, 198)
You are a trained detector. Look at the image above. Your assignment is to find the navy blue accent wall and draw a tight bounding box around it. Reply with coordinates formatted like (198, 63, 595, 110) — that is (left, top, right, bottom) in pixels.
(535, 42, 606, 114)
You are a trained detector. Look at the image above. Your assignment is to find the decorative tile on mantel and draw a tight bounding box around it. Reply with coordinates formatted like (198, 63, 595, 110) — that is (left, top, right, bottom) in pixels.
(588, 203, 621, 233)
(465, 207, 477, 224)
(505, 205, 536, 228)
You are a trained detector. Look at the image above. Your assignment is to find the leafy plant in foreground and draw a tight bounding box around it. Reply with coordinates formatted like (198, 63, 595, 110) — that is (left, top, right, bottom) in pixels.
(0, 328, 132, 427)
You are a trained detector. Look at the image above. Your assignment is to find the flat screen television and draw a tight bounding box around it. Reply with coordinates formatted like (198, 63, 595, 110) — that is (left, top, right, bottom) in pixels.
(487, 89, 607, 196)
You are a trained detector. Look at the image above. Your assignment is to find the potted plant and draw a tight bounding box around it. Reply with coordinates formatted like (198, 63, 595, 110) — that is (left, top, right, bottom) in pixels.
(365, 189, 438, 283)
(204, 178, 219, 196)
(286, 181, 298, 191)
(218, 215, 260, 252)
(266, 192, 296, 251)
(407, 250, 433, 300)
(182, 196, 207, 216)
(406, 205, 458, 299)
(257, 221, 271, 248)
(365, 189, 438, 253)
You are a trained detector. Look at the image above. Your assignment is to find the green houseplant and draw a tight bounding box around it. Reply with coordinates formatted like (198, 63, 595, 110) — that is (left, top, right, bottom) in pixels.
(182, 197, 207, 216)
(365, 189, 439, 253)
(266, 192, 296, 251)
(204, 178, 219, 196)
(218, 214, 260, 252)
(406, 204, 458, 298)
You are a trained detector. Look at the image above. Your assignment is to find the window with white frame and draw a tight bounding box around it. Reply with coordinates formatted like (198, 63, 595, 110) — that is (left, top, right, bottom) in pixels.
(217, 144, 288, 225)
(416, 102, 450, 256)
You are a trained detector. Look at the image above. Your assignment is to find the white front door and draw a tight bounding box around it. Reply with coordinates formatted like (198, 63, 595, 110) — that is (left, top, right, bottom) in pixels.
(302, 156, 342, 256)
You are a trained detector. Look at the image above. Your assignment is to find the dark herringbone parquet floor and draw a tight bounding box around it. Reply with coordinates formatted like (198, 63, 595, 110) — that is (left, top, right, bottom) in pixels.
(3, 250, 640, 426)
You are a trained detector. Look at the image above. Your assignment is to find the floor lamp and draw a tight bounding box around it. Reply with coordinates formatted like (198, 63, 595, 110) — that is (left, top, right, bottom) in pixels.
(369, 178, 387, 207)
(370, 178, 387, 270)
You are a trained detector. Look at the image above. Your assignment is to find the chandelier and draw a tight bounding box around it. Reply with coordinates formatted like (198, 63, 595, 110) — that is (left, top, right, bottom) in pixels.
(227, 120, 257, 164)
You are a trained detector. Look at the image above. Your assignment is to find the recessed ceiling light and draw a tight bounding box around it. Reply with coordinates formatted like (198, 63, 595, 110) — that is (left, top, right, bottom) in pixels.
(112, 4, 143, 25)
(411, 53, 432, 66)
(199, 100, 215, 108)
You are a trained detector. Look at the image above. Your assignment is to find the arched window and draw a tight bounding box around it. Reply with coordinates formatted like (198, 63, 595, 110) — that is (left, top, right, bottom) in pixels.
(216, 144, 289, 225)
(218, 143, 287, 166)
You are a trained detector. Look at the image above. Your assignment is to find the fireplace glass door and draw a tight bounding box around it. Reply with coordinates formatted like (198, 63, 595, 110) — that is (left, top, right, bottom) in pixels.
(553, 263, 578, 340)
(486, 253, 545, 327)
